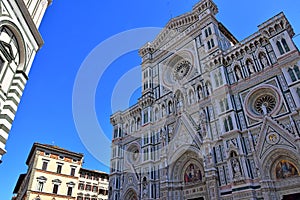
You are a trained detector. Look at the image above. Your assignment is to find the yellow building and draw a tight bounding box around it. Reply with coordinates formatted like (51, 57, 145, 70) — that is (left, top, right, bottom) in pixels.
(13, 143, 84, 200)
(13, 143, 109, 200)
(78, 168, 109, 200)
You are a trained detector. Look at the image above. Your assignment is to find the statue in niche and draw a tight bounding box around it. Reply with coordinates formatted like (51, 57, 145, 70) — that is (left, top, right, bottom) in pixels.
(260, 54, 269, 67)
(231, 158, 242, 178)
(168, 126, 173, 140)
(276, 160, 299, 179)
(160, 126, 167, 147)
(246, 60, 255, 74)
(142, 177, 148, 198)
(234, 66, 242, 80)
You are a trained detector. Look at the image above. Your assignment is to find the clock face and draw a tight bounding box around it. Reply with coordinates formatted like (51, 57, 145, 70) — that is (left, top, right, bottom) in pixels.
(173, 60, 191, 80)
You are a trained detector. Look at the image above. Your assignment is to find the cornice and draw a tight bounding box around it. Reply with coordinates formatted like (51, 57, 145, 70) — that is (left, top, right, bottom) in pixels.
(15, 0, 44, 49)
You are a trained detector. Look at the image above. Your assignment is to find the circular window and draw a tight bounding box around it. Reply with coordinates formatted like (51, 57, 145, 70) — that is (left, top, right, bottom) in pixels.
(244, 85, 282, 119)
(254, 94, 276, 115)
(173, 60, 191, 80)
(127, 145, 140, 164)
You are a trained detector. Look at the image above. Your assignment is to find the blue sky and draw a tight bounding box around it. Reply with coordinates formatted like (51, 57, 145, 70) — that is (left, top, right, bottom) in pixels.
(1, 0, 300, 198)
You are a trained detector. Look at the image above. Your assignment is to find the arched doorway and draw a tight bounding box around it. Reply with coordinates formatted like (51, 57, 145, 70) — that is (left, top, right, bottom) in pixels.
(171, 150, 208, 199)
(124, 188, 138, 200)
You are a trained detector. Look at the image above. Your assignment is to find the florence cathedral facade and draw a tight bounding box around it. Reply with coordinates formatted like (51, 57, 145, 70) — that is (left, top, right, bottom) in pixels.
(109, 0, 300, 199)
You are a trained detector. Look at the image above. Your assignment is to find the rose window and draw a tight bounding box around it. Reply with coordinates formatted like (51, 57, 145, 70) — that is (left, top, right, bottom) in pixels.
(254, 94, 276, 115)
(174, 60, 191, 80)
(244, 85, 282, 119)
(127, 145, 140, 163)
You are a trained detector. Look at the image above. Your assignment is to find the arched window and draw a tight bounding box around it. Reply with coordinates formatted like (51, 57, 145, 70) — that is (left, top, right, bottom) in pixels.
(288, 68, 296, 82)
(207, 41, 211, 50)
(161, 105, 166, 117)
(211, 38, 215, 48)
(130, 120, 134, 133)
(224, 115, 233, 132)
(224, 118, 229, 132)
(189, 90, 195, 104)
(219, 100, 224, 112)
(168, 101, 173, 114)
(205, 29, 208, 37)
(208, 27, 212, 35)
(228, 116, 233, 130)
(205, 82, 211, 96)
(214, 73, 219, 87)
(137, 118, 141, 130)
(281, 38, 290, 52)
(276, 41, 284, 55)
(218, 71, 223, 85)
(0, 26, 20, 64)
(154, 108, 159, 121)
(294, 65, 300, 79)
(125, 124, 128, 135)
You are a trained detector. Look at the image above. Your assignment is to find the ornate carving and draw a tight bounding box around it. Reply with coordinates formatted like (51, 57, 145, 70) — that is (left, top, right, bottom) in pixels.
(173, 60, 191, 80)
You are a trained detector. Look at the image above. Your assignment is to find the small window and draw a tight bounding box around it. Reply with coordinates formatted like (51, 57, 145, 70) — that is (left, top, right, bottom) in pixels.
(92, 186, 98, 192)
(70, 167, 76, 176)
(42, 161, 48, 171)
(37, 181, 44, 192)
(56, 164, 62, 174)
(86, 184, 91, 191)
(78, 183, 84, 190)
(67, 186, 73, 196)
(77, 197, 83, 200)
(53, 184, 59, 194)
(88, 173, 92, 179)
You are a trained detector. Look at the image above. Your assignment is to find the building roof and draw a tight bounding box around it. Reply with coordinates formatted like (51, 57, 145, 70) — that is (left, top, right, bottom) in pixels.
(26, 142, 84, 165)
(80, 168, 109, 176)
(13, 173, 26, 194)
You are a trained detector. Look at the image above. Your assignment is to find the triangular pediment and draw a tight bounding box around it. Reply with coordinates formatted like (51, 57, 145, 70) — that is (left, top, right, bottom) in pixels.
(168, 113, 202, 163)
(256, 117, 298, 161)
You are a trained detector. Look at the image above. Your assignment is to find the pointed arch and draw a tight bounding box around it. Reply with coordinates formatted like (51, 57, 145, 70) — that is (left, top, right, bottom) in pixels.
(281, 38, 290, 52)
(277, 40, 284, 55)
